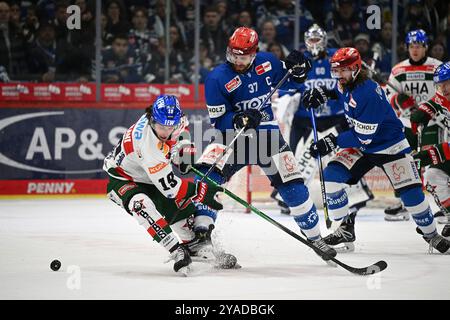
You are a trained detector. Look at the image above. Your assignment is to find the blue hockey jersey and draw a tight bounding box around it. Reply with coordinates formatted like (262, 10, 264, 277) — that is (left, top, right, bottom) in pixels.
(335, 79, 411, 154)
(294, 49, 344, 118)
(205, 51, 303, 131)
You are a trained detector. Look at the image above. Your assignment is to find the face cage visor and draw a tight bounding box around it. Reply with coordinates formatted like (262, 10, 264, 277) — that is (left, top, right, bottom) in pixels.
(226, 47, 256, 67)
(305, 37, 326, 56)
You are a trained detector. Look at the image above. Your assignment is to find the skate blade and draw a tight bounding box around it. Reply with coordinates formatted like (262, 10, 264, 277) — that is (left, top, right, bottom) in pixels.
(333, 242, 355, 253)
(436, 217, 450, 224)
(177, 265, 191, 277)
(384, 214, 410, 222)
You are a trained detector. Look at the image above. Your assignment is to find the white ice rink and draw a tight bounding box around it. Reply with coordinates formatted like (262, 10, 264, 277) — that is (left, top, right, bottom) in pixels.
(0, 198, 449, 300)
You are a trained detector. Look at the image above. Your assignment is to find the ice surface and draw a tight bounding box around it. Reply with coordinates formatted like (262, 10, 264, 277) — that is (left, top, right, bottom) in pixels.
(0, 198, 449, 300)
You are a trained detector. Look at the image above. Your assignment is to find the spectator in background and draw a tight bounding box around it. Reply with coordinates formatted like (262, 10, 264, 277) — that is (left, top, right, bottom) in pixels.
(259, 20, 289, 57)
(200, 5, 228, 64)
(9, 1, 21, 30)
(188, 43, 213, 84)
(256, 0, 314, 51)
(27, 21, 80, 82)
(429, 40, 448, 61)
(327, 0, 366, 47)
(101, 13, 114, 46)
(105, 0, 131, 37)
(21, 4, 40, 44)
(0, 1, 28, 79)
(236, 10, 254, 28)
(128, 6, 160, 56)
(52, 0, 69, 42)
(101, 33, 143, 83)
(354, 33, 376, 67)
(150, 0, 186, 43)
(267, 41, 286, 60)
(216, 0, 233, 33)
(372, 21, 393, 81)
(175, 0, 196, 42)
(403, 0, 439, 41)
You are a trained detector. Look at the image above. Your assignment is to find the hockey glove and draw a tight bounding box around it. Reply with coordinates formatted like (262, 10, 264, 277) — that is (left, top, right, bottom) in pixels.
(410, 104, 434, 134)
(285, 50, 312, 83)
(171, 140, 197, 175)
(301, 87, 337, 109)
(233, 109, 262, 130)
(175, 180, 223, 211)
(309, 133, 338, 158)
(413, 142, 450, 167)
(394, 93, 416, 111)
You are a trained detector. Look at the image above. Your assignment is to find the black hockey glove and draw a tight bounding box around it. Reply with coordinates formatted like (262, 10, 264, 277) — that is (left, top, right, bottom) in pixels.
(233, 109, 262, 130)
(309, 133, 338, 158)
(285, 50, 312, 83)
(301, 87, 338, 109)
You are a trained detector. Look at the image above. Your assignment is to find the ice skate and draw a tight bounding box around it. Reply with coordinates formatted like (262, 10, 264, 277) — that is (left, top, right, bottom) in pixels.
(424, 233, 450, 254)
(323, 213, 356, 252)
(184, 224, 214, 258)
(309, 237, 337, 265)
(442, 225, 450, 238)
(384, 201, 410, 221)
(169, 245, 192, 275)
(434, 210, 450, 224)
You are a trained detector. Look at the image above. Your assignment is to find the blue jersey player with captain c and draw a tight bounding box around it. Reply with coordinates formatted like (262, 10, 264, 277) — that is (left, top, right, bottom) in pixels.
(301, 47, 450, 254)
(194, 26, 337, 262)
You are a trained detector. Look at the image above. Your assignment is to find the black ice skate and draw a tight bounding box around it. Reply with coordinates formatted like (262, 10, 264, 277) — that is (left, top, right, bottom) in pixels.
(424, 233, 450, 254)
(184, 224, 214, 257)
(384, 201, 410, 221)
(434, 210, 450, 224)
(442, 225, 450, 238)
(309, 237, 337, 263)
(323, 213, 356, 253)
(170, 245, 192, 275)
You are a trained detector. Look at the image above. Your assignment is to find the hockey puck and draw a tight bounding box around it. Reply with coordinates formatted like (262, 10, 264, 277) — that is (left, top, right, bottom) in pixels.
(50, 259, 61, 271)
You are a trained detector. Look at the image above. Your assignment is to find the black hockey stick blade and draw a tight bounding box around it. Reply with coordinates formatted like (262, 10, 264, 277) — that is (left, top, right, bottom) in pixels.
(331, 258, 388, 276)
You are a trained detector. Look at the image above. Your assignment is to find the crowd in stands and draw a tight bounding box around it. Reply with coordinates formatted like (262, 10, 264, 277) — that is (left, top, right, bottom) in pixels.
(0, 0, 449, 84)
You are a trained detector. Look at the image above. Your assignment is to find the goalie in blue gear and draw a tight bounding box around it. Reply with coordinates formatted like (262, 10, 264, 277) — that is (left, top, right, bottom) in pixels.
(190, 26, 337, 262)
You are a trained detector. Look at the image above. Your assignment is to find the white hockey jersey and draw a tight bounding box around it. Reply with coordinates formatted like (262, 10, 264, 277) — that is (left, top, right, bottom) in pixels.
(385, 57, 441, 127)
(103, 114, 187, 199)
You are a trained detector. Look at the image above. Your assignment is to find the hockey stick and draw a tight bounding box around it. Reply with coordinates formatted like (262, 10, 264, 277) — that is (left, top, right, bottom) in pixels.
(191, 167, 388, 276)
(425, 182, 450, 215)
(309, 108, 333, 229)
(173, 69, 293, 215)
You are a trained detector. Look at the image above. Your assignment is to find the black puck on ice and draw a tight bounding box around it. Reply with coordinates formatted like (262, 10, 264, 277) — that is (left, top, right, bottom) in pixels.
(50, 259, 61, 271)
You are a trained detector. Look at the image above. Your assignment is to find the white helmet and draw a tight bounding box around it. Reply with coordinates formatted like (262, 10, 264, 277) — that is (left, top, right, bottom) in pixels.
(304, 24, 327, 57)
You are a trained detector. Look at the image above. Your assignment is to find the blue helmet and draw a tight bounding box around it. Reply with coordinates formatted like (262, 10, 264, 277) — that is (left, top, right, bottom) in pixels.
(405, 29, 428, 46)
(433, 62, 450, 84)
(151, 95, 182, 126)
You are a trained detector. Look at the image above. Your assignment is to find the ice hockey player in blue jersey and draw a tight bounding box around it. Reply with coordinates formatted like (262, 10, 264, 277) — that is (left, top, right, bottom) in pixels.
(194, 26, 337, 261)
(301, 47, 450, 254)
(272, 24, 373, 222)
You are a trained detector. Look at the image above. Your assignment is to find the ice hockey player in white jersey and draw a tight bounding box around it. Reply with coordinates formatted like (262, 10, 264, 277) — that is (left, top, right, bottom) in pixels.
(301, 47, 450, 254)
(383, 29, 442, 221)
(195, 26, 337, 262)
(103, 95, 225, 274)
(410, 62, 450, 224)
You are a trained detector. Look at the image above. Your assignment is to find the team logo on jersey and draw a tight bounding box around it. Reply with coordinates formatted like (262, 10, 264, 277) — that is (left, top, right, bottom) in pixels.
(148, 162, 168, 174)
(118, 182, 137, 196)
(255, 61, 272, 75)
(391, 164, 406, 182)
(225, 76, 242, 93)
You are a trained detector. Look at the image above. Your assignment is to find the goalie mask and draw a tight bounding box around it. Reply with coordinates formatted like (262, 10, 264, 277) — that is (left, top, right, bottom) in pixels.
(304, 24, 327, 57)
